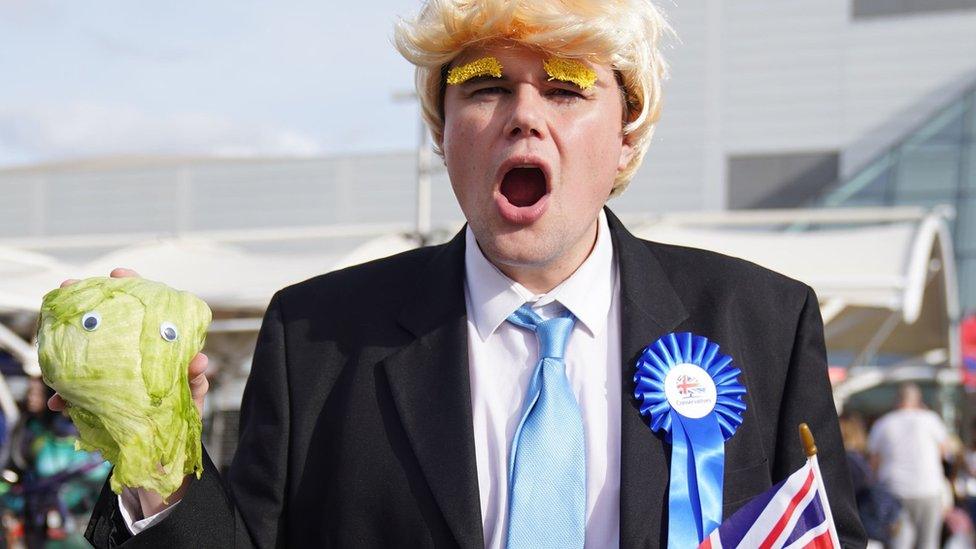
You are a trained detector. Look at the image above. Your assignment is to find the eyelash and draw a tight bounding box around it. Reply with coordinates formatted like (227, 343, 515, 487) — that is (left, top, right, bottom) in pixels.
(471, 86, 507, 96)
(470, 87, 585, 99)
(549, 88, 585, 99)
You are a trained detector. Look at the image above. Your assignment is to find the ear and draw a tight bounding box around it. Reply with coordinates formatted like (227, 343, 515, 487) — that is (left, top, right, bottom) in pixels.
(435, 135, 446, 160)
(617, 136, 635, 173)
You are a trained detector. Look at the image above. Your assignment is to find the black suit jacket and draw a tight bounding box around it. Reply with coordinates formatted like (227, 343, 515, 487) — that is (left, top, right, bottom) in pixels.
(86, 209, 866, 548)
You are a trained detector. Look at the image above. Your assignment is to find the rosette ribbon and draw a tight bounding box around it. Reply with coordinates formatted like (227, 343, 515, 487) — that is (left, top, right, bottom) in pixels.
(633, 332, 746, 548)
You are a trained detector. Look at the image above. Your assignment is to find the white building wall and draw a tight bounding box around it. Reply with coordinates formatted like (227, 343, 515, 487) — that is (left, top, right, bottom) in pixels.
(617, 0, 715, 213)
(722, 0, 846, 153)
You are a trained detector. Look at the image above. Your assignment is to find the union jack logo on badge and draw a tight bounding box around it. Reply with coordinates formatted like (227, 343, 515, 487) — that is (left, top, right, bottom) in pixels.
(677, 374, 705, 397)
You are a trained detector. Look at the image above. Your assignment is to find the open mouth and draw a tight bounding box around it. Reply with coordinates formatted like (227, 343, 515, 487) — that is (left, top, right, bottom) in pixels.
(500, 167, 548, 207)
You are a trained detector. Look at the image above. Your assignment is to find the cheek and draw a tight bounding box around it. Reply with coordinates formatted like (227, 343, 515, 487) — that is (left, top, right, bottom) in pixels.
(444, 96, 495, 142)
(445, 107, 497, 172)
(443, 117, 486, 209)
(444, 113, 483, 165)
(550, 114, 623, 204)
(559, 113, 624, 173)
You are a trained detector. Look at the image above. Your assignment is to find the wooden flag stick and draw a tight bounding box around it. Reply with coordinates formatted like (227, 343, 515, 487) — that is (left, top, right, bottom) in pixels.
(798, 423, 817, 457)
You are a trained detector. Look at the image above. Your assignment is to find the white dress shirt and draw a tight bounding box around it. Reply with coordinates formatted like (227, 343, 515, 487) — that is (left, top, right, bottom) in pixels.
(123, 211, 623, 543)
(464, 210, 621, 549)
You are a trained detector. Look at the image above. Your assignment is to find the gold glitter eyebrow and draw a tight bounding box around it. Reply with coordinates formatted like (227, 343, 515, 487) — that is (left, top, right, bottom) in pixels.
(446, 56, 504, 85)
(543, 57, 598, 91)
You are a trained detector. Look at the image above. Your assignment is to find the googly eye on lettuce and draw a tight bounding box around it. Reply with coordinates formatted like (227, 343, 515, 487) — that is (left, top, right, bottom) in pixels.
(37, 277, 212, 500)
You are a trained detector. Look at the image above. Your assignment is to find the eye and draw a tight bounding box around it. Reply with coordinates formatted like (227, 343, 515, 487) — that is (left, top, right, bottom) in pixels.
(160, 321, 179, 342)
(81, 312, 101, 331)
(472, 86, 508, 96)
(548, 87, 585, 99)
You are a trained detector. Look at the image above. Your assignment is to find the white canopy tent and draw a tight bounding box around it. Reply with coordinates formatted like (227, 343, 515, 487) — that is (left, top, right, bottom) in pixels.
(0, 246, 67, 312)
(2, 239, 343, 314)
(0, 246, 71, 425)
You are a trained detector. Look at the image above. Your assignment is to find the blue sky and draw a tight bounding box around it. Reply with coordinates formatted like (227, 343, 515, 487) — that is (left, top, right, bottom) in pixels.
(0, 0, 423, 167)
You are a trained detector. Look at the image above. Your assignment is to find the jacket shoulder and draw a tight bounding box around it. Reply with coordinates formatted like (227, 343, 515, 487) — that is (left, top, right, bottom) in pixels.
(270, 243, 446, 330)
(642, 238, 814, 316)
(283, 244, 437, 298)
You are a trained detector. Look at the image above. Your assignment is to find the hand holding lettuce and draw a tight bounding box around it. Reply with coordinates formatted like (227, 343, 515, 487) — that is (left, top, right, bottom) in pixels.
(37, 276, 212, 500)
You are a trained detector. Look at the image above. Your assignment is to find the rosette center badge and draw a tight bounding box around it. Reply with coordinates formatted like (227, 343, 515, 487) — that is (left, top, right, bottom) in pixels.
(664, 363, 717, 419)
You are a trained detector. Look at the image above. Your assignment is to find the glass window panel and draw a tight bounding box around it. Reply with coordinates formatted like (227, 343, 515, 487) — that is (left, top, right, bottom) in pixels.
(823, 155, 893, 206)
(850, 171, 891, 201)
(821, 189, 884, 207)
(894, 143, 961, 197)
(906, 100, 967, 147)
(957, 198, 976, 253)
(958, 257, 976, 314)
(966, 140, 976, 191)
(890, 195, 954, 216)
(966, 91, 976, 140)
(966, 91, 975, 190)
(928, 112, 966, 145)
(838, 196, 887, 207)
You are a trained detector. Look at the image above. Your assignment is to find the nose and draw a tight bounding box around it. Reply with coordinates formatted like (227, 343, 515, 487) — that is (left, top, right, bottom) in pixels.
(503, 86, 547, 140)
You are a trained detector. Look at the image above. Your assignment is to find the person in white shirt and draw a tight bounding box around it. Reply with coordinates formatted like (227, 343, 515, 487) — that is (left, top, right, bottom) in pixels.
(869, 382, 949, 549)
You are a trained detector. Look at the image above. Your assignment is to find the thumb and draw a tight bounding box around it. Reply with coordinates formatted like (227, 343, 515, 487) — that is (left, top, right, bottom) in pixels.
(188, 353, 209, 417)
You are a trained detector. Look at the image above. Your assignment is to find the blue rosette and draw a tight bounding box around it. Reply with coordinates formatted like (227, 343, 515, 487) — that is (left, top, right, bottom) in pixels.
(633, 332, 746, 548)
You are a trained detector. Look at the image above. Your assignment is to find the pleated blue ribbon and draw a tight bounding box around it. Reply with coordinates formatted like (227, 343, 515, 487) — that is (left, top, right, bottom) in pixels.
(633, 332, 746, 549)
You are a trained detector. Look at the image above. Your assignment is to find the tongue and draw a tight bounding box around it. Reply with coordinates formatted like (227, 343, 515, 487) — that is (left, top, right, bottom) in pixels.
(501, 167, 546, 207)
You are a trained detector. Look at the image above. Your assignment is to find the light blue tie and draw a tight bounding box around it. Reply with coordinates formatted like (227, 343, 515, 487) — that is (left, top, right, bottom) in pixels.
(506, 304, 585, 549)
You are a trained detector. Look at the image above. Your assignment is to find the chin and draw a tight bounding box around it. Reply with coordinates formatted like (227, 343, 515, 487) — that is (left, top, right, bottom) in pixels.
(481, 230, 556, 268)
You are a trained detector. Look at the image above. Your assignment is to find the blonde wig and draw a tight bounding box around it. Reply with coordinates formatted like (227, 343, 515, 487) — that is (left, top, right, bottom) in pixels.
(394, 0, 671, 196)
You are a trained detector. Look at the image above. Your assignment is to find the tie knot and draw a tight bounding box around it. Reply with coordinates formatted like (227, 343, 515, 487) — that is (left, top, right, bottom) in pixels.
(507, 304, 576, 359)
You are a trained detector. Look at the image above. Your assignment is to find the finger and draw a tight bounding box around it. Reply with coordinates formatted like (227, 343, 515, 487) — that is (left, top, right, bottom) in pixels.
(110, 267, 141, 278)
(188, 352, 208, 378)
(188, 353, 210, 415)
(48, 394, 66, 412)
(59, 279, 79, 288)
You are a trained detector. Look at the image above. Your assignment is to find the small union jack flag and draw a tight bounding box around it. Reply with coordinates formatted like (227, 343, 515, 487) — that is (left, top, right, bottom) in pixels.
(699, 440, 840, 548)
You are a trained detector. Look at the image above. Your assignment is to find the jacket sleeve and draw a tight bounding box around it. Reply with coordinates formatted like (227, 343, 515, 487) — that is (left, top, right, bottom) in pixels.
(226, 291, 291, 547)
(85, 294, 290, 548)
(773, 286, 867, 548)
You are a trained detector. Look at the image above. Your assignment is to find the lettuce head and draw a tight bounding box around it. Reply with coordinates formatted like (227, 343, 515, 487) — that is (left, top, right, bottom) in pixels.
(37, 277, 212, 499)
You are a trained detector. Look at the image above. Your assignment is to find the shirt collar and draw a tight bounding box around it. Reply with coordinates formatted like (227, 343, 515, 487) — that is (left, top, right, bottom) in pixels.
(464, 210, 616, 341)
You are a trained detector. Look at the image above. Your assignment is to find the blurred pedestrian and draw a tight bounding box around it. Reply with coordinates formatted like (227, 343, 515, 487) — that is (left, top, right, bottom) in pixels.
(868, 382, 949, 549)
(963, 421, 976, 527)
(0, 405, 8, 469)
(841, 412, 902, 547)
(8, 377, 107, 548)
(9, 378, 74, 547)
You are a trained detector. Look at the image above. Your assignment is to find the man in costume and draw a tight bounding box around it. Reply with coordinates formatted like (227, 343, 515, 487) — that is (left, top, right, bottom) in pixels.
(78, 0, 866, 546)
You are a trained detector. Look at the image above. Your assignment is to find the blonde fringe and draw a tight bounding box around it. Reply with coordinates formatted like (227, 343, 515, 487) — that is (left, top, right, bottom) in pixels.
(394, 0, 672, 195)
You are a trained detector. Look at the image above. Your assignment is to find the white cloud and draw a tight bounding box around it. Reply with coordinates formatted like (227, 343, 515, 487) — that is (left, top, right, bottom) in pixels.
(0, 102, 326, 165)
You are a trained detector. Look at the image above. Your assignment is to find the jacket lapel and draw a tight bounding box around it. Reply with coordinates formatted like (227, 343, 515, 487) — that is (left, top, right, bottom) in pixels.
(607, 209, 689, 549)
(383, 229, 485, 549)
